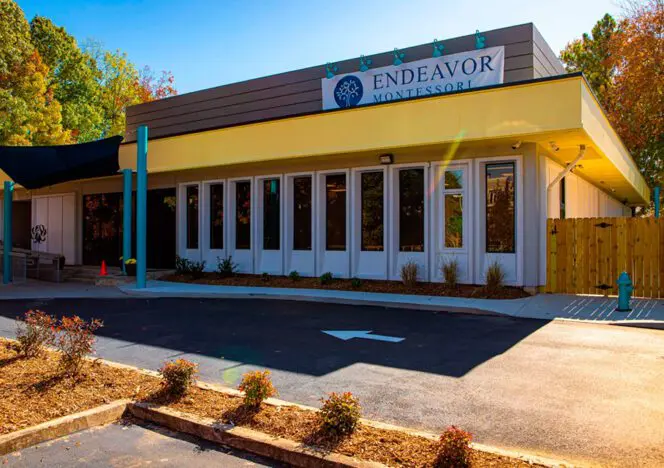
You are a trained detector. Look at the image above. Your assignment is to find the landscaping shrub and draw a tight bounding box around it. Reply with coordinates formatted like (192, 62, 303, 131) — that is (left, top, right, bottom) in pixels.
(318, 392, 361, 437)
(351, 277, 362, 289)
(159, 358, 198, 397)
(15, 310, 56, 358)
(175, 255, 206, 278)
(261, 272, 271, 282)
(485, 260, 505, 292)
(442, 259, 459, 288)
(319, 272, 334, 285)
(400, 261, 419, 288)
(54, 315, 103, 376)
(238, 370, 277, 407)
(188, 260, 206, 279)
(288, 270, 301, 281)
(217, 255, 239, 278)
(434, 426, 473, 468)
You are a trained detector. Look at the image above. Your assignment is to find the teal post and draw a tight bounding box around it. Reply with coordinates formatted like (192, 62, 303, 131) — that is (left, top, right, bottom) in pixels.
(3, 181, 14, 284)
(136, 126, 148, 288)
(122, 169, 133, 274)
(654, 186, 660, 218)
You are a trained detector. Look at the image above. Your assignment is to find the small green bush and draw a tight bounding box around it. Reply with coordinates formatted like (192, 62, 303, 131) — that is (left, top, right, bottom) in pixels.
(400, 261, 419, 288)
(442, 259, 459, 288)
(261, 272, 271, 282)
(175, 255, 190, 275)
(485, 260, 505, 292)
(159, 359, 198, 397)
(434, 426, 473, 468)
(351, 277, 362, 289)
(319, 272, 334, 285)
(238, 370, 277, 407)
(288, 270, 301, 281)
(217, 255, 239, 278)
(188, 260, 206, 279)
(15, 310, 56, 358)
(318, 392, 361, 437)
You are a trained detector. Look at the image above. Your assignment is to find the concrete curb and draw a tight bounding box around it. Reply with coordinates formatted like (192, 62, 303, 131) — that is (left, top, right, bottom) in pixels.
(122, 288, 505, 317)
(127, 402, 383, 468)
(0, 399, 130, 456)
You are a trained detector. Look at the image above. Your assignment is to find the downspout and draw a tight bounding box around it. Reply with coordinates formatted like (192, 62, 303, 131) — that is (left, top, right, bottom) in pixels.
(547, 144, 586, 195)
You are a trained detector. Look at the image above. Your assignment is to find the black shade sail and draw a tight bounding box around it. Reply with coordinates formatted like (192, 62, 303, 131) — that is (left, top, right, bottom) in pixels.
(0, 136, 123, 190)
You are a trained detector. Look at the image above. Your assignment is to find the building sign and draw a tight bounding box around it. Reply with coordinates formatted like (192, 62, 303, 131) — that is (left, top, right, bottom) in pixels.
(322, 46, 504, 110)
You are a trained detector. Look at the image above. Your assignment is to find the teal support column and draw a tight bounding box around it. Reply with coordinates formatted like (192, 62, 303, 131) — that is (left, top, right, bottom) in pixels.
(136, 126, 148, 288)
(654, 186, 660, 218)
(122, 169, 133, 275)
(3, 181, 14, 284)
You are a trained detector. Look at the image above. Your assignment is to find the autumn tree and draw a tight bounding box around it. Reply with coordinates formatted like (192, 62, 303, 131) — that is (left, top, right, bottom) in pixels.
(0, 0, 69, 145)
(30, 16, 104, 142)
(561, 0, 664, 188)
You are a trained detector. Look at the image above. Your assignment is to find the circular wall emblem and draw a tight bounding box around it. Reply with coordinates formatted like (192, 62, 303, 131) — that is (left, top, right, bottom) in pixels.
(334, 75, 363, 108)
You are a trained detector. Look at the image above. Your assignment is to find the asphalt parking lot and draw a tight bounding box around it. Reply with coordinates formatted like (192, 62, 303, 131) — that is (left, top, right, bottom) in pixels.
(1, 298, 663, 467)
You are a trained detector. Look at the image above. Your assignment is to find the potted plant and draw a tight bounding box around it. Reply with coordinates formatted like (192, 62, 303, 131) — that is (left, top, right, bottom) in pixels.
(124, 258, 137, 276)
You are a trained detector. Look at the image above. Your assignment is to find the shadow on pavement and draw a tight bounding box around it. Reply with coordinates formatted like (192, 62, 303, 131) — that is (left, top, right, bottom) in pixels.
(0, 298, 550, 378)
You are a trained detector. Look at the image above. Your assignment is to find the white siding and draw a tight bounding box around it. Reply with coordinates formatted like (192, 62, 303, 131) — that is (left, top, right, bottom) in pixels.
(546, 159, 629, 218)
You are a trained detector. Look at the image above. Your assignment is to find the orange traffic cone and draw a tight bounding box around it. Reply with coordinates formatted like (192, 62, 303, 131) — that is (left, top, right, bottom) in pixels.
(100, 260, 108, 276)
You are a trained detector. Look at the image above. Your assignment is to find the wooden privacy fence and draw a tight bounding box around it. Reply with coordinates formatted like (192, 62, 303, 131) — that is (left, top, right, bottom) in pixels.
(546, 217, 664, 298)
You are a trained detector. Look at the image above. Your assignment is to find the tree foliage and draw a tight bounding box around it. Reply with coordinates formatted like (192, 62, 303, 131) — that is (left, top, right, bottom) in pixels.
(0, 0, 177, 146)
(561, 1, 664, 189)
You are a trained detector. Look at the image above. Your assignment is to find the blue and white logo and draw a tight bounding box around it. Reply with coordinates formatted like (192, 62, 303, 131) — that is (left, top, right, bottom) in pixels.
(334, 75, 363, 108)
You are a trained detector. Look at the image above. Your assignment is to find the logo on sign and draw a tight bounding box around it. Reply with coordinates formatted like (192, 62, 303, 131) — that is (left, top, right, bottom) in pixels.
(334, 75, 363, 108)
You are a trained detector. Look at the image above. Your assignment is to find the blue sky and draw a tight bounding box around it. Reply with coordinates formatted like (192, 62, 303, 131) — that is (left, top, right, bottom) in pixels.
(17, 0, 621, 95)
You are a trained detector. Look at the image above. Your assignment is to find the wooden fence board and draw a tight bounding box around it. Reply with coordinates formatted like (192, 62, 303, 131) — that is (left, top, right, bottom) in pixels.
(546, 217, 664, 298)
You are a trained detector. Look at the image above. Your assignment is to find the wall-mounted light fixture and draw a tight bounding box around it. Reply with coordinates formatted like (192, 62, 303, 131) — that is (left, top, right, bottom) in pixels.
(549, 141, 560, 152)
(475, 30, 486, 49)
(432, 39, 445, 57)
(359, 55, 372, 72)
(379, 153, 394, 165)
(325, 62, 338, 79)
(392, 48, 405, 66)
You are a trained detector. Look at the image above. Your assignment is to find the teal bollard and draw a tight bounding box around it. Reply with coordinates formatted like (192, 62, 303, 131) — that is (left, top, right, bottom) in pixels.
(616, 272, 633, 312)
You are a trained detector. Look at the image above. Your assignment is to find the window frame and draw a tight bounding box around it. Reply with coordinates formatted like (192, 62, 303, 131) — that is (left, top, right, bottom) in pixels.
(231, 178, 253, 251)
(204, 180, 225, 251)
(291, 174, 313, 252)
(484, 161, 516, 254)
(441, 166, 466, 251)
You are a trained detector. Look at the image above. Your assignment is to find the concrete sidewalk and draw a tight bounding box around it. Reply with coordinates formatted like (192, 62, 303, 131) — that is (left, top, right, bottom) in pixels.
(2, 279, 663, 326)
(119, 280, 664, 326)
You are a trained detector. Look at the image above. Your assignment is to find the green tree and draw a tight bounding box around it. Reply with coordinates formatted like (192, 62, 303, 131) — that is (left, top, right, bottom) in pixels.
(30, 16, 104, 142)
(560, 13, 618, 102)
(0, 0, 69, 145)
(561, 1, 664, 189)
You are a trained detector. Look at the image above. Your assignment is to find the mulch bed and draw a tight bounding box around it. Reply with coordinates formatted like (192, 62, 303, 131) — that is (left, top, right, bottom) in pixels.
(1, 338, 540, 467)
(161, 273, 531, 300)
(0, 339, 160, 435)
(154, 386, 541, 467)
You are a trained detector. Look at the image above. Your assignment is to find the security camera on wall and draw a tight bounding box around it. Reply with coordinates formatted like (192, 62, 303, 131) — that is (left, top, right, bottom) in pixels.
(511, 141, 522, 150)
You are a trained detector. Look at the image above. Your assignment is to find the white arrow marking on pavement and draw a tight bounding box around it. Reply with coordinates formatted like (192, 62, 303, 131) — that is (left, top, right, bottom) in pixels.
(322, 330, 405, 343)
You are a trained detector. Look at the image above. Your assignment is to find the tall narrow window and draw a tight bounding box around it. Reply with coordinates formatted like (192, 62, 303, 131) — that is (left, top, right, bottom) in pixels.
(486, 162, 515, 253)
(186, 185, 199, 249)
(559, 177, 566, 219)
(326, 174, 346, 251)
(235, 181, 251, 250)
(263, 179, 280, 250)
(361, 171, 384, 251)
(209, 183, 224, 250)
(399, 169, 424, 252)
(293, 177, 312, 251)
(443, 170, 463, 248)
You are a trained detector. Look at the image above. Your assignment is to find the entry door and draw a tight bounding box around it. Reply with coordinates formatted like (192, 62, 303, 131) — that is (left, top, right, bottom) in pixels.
(476, 159, 522, 285)
(201, 181, 226, 271)
(434, 164, 471, 283)
(228, 178, 253, 273)
(255, 175, 283, 275)
(32, 194, 76, 265)
(285, 173, 315, 277)
(177, 183, 202, 264)
(316, 170, 350, 278)
(351, 167, 387, 279)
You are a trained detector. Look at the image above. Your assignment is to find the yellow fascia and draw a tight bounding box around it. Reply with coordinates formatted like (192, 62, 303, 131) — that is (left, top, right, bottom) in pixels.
(580, 81, 649, 203)
(119, 77, 583, 172)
